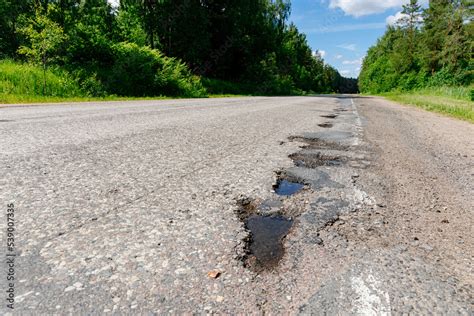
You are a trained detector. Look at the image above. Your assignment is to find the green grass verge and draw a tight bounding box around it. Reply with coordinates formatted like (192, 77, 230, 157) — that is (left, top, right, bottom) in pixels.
(0, 93, 253, 104)
(382, 86, 474, 123)
(0, 94, 177, 104)
(0, 59, 84, 99)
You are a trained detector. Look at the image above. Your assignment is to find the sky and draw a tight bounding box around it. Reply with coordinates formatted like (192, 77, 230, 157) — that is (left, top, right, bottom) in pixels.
(290, 0, 421, 78)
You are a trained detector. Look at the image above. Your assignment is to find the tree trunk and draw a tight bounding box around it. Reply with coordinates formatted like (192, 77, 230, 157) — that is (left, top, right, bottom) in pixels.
(43, 56, 46, 96)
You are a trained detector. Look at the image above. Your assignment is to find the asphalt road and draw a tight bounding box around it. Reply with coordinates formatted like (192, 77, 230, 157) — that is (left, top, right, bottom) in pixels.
(1, 96, 472, 314)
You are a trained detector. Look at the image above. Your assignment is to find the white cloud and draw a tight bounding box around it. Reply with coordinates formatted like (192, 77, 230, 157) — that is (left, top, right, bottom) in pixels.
(342, 58, 362, 65)
(107, 0, 119, 7)
(335, 54, 343, 59)
(386, 11, 407, 25)
(337, 43, 357, 51)
(386, 10, 424, 25)
(340, 70, 351, 75)
(329, 0, 405, 17)
(312, 50, 326, 59)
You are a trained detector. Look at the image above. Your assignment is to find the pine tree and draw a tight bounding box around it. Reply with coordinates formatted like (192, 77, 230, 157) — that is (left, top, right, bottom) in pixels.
(421, 0, 451, 75)
(440, 0, 472, 81)
(399, 0, 422, 57)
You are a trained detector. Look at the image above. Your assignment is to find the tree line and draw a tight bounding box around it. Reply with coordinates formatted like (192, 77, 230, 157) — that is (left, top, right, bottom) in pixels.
(359, 0, 473, 93)
(0, 0, 358, 97)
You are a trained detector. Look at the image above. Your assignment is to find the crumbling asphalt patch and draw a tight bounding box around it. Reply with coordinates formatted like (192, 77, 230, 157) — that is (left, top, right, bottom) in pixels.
(289, 151, 343, 169)
(288, 135, 349, 151)
(235, 114, 360, 273)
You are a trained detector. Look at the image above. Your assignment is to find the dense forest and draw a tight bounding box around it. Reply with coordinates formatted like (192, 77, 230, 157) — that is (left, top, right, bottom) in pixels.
(359, 0, 473, 94)
(0, 0, 357, 99)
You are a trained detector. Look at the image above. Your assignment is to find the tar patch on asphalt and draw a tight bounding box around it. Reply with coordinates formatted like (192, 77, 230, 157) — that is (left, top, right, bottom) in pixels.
(318, 123, 333, 128)
(320, 114, 338, 119)
(289, 151, 343, 169)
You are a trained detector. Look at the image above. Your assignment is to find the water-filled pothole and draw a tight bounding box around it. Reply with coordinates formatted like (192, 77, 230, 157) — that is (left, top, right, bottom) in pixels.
(245, 214, 293, 270)
(289, 152, 343, 168)
(318, 123, 333, 128)
(273, 179, 304, 196)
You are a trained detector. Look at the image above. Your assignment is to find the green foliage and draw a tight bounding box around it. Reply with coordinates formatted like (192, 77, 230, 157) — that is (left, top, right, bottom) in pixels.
(360, 0, 472, 95)
(17, 7, 67, 94)
(105, 42, 207, 97)
(18, 7, 66, 67)
(116, 3, 147, 46)
(128, 0, 352, 94)
(201, 78, 253, 95)
(63, 0, 115, 69)
(1, 0, 352, 100)
(0, 59, 83, 98)
(0, 0, 30, 58)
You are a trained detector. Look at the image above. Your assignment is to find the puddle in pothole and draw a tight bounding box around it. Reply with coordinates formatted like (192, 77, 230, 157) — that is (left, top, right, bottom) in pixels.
(245, 214, 293, 269)
(273, 179, 304, 196)
(318, 123, 333, 128)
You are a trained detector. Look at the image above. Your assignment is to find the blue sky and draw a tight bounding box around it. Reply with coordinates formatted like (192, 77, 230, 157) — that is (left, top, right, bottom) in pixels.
(290, 0, 418, 78)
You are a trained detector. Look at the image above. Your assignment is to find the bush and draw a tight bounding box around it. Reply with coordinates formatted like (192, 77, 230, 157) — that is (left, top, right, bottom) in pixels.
(154, 56, 207, 97)
(105, 42, 207, 97)
(70, 69, 107, 97)
(202, 78, 251, 95)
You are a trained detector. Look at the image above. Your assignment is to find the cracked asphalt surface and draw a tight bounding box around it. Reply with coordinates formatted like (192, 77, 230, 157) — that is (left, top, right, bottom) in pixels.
(1, 96, 472, 314)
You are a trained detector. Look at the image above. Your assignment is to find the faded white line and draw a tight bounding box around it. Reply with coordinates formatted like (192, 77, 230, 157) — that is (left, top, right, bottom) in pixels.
(351, 273, 391, 316)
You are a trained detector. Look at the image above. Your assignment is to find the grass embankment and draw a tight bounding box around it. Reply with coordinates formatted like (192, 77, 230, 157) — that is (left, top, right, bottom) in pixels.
(0, 60, 87, 103)
(383, 86, 474, 123)
(0, 57, 211, 104)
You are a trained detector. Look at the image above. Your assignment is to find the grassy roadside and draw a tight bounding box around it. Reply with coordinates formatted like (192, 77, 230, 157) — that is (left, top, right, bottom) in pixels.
(382, 86, 474, 123)
(0, 60, 252, 104)
(0, 95, 171, 104)
(0, 94, 249, 104)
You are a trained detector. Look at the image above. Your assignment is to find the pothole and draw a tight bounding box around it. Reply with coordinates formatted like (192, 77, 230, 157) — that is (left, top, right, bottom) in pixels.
(320, 114, 338, 119)
(318, 123, 333, 128)
(245, 214, 293, 271)
(236, 198, 294, 272)
(289, 152, 343, 168)
(288, 136, 348, 151)
(273, 179, 304, 196)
